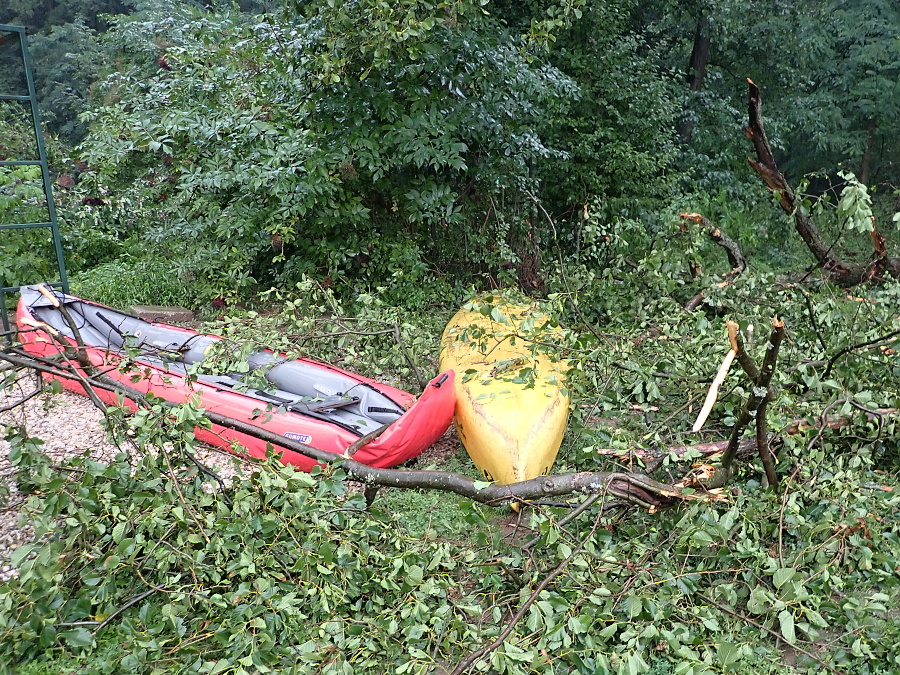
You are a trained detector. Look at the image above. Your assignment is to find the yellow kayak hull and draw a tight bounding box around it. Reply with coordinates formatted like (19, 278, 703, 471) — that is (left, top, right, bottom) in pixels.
(439, 299, 569, 485)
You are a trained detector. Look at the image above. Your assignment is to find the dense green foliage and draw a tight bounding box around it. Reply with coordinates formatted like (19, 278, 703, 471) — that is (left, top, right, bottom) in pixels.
(2, 0, 900, 673)
(72, 0, 586, 301)
(3, 252, 899, 674)
(1, 0, 135, 144)
(6, 0, 900, 301)
(2, 286, 898, 673)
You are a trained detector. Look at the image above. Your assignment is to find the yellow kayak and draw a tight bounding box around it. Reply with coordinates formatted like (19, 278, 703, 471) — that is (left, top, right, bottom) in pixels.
(439, 298, 570, 485)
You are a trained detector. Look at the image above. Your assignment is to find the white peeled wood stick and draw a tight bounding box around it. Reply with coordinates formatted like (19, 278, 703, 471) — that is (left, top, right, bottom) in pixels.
(692, 321, 740, 433)
(36, 284, 61, 308)
(19, 315, 60, 337)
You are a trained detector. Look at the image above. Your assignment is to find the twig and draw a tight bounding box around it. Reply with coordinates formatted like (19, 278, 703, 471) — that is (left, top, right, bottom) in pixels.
(521, 494, 630, 550)
(181, 450, 234, 507)
(343, 421, 395, 458)
(822, 328, 900, 379)
(804, 398, 849, 453)
(393, 323, 426, 390)
(801, 290, 829, 354)
(161, 445, 211, 543)
(95, 588, 159, 633)
(451, 508, 607, 675)
(56, 588, 160, 632)
(0, 384, 46, 412)
(777, 465, 802, 567)
(698, 592, 846, 675)
(526, 191, 612, 347)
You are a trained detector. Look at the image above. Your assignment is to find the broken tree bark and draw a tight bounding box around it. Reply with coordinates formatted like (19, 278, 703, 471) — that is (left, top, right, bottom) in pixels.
(743, 79, 900, 285)
(718, 317, 784, 489)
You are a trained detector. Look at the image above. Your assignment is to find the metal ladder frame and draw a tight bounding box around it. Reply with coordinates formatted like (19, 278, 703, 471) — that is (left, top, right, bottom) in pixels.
(0, 24, 69, 335)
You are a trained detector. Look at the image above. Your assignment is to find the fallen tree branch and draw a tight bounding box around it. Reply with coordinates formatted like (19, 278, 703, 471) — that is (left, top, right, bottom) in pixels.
(743, 79, 899, 285)
(598, 437, 763, 470)
(716, 318, 784, 486)
(0, 344, 698, 509)
(680, 213, 746, 312)
(822, 328, 900, 379)
(681, 212, 746, 277)
(782, 406, 898, 436)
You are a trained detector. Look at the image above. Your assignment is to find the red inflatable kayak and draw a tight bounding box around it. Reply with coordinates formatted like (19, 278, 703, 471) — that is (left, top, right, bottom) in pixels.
(16, 285, 455, 470)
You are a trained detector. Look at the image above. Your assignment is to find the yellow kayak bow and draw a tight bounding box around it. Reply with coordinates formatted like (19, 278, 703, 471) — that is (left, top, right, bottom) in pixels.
(440, 298, 570, 485)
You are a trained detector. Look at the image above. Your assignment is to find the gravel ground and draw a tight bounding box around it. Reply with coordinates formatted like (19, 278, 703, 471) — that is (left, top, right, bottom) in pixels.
(0, 377, 244, 582)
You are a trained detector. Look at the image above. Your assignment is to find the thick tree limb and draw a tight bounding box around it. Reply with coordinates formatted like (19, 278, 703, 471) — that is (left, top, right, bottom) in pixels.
(744, 79, 899, 285)
(718, 318, 784, 485)
(756, 397, 778, 489)
(0, 344, 697, 509)
(681, 213, 746, 277)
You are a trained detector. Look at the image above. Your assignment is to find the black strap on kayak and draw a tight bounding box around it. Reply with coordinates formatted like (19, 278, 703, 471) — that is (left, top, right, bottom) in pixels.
(95, 312, 124, 337)
(252, 389, 360, 413)
(367, 406, 401, 415)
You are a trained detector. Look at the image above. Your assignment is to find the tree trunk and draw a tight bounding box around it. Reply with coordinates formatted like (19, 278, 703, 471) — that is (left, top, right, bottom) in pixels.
(679, 16, 710, 143)
(859, 118, 876, 186)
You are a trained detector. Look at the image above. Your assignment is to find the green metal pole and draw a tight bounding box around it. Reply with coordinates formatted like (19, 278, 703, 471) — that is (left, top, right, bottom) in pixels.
(18, 27, 69, 293)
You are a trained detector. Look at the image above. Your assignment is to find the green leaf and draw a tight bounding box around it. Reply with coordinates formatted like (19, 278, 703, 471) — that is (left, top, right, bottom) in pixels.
(778, 609, 796, 644)
(804, 608, 829, 628)
(489, 306, 509, 324)
(598, 623, 619, 639)
(60, 627, 95, 649)
(747, 587, 771, 614)
(407, 564, 424, 585)
(716, 641, 741, 667)
(773, 567, 796, 589)
(10, 543, 34, 568)
(624, 594, 643, 619)
(112, 521, 127, 543)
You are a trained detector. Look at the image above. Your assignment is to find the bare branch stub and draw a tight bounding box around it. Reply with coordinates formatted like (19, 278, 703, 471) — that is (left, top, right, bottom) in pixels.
(709, 318, 784, 489)
(680, 213, 746, 312)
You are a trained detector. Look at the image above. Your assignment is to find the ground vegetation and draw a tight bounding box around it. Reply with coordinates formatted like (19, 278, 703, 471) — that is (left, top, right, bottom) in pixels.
(1, 0, 899, 673)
